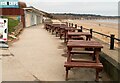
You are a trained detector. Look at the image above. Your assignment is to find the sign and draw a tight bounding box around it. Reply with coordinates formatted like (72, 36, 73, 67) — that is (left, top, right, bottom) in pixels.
(0, 0, 19, 8)
(0, 18, 8, 42)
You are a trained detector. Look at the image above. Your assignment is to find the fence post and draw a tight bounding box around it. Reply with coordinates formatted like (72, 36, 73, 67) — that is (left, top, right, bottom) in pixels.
(110, 34, 115, 50)
(75, 24, 77, 28)
(69, 23, 70, 27)
(80, 26, 83, 32)
(72, 23, 73, 27)
(90, 29, 93, 35)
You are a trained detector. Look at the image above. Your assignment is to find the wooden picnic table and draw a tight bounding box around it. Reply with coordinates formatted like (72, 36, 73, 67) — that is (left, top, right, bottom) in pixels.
(51, 24, 66, 36)
(66, 32, 92, 42)
(50, 24, 61, 34)
(64, 40, 103, 81)
(58, 27, 82, 41)
(45, 24, 62, 34)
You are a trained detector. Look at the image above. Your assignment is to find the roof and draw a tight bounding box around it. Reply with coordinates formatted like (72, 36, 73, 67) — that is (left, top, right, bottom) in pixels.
(23, 6, 52, 18)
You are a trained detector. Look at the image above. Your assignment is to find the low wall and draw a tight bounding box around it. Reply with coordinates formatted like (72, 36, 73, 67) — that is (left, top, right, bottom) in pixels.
(100, 52, 120, 81)
(14, 22, 23, 36)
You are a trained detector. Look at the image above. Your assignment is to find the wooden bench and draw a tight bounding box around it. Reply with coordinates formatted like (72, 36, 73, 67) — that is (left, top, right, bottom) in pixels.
(70, 50, 94, 54)
(71, 36, 84, 40)
(64, 62, 103, 81)
(70, 50, 95, 60)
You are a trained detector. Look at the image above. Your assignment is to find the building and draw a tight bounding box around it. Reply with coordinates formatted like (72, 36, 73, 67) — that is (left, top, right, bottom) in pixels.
(23, 6, 45, 27)
(0, 2, 26, 27)
(0, 1, 51, 28)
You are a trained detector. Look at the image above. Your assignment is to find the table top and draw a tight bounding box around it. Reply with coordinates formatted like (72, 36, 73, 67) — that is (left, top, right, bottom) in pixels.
(67, 32, 91, 36)
(52, 24, 67, 27)
(67, 40, 103, 48)
(65, 27, 81, 30)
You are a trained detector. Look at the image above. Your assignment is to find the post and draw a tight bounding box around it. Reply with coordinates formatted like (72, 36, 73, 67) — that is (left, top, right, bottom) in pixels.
(72, 23, 73, 27)
(90, 29, 93, 38)
(69, 23, 71, 27)
(90, 29, 93, 35)
(75, 24, 77, 28)
(110, 34, 115, 50)
(80, 26, 83, 32)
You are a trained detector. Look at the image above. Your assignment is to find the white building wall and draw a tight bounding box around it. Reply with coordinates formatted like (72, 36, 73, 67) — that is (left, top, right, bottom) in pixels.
(25, 11, 31, 27)
(34, 15, 37, 25)
(31, 13, 35, 26)
(40, 15, 43, 24)
(24, 9, 44, 27)
(37, 16, 40, 24)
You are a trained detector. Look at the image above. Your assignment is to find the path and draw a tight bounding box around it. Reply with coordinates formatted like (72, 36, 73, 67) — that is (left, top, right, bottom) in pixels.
(3, 24, 66, 81)
(2, 24, 110, 81)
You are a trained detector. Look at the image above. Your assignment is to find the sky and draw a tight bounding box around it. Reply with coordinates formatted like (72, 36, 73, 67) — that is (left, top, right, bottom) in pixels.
(19, 0, 119, 16)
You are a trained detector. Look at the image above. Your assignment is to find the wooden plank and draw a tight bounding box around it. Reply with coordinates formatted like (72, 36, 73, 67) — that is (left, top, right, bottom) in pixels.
(64, 62, 103, 68)
(67, 40, 103, 48)
(70, 50, 94, 54)
(71, 59, 96, 63)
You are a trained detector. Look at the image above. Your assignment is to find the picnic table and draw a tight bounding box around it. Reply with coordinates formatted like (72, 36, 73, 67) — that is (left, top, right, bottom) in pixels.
(58, 27, 82, 41)
(64, 40, 103, 81)
(51, 24, 66, 36)
(66, 32, 92, 43)
(51, 24, 61, 35)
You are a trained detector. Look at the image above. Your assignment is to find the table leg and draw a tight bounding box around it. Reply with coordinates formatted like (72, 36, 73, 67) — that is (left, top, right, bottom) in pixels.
(86, 36, 88, 41)
(95, 69, 99, 81)
(95, 48, 101, 63)
(64, 31, 67, 43)
(67, 47, 72, 62)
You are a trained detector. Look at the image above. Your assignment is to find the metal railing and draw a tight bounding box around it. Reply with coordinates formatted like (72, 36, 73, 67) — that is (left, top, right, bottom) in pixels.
(68, 23, 120, 50)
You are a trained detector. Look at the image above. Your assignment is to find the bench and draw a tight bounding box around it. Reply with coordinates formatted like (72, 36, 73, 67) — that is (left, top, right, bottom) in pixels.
(71, 36, 84, 40)
(70, 50, 95, 60)
(70, 50, 94, 54)
(64, 62, 103, 81)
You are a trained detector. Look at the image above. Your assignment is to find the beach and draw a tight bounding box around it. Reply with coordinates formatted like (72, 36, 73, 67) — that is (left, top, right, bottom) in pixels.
(62, 19, 119, 47)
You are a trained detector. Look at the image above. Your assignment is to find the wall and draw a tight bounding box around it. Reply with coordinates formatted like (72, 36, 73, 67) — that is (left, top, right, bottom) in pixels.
(0, 8, 25, 27)
(24, 10, 43, 27)
(25, 12, 31, 27)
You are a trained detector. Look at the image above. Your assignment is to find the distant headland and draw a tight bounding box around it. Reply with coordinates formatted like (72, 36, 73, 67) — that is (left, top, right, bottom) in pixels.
(50, 13, 119, 20)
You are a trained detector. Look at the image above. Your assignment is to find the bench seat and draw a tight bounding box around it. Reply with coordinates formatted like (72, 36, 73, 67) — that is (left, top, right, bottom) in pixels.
(64, 62, 103, 68)
(70, 50, 94, 54)
(71, 36, 84, 40)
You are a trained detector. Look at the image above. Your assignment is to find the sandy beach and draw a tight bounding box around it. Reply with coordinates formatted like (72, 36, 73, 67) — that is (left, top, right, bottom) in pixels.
(62, 19, 119, 47)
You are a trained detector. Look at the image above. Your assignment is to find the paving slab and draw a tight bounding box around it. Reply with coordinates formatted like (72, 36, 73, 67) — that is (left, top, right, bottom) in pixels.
(2, 56, 36, 81)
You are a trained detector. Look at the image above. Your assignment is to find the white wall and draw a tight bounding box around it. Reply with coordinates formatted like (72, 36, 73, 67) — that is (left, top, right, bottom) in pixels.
(25, 11, 31, 27)
(34, 15, 37, 25)
(25, 10, 44, 27)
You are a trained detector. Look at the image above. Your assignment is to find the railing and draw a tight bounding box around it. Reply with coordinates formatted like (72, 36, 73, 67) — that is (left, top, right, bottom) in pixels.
(68, 22, 120, 50)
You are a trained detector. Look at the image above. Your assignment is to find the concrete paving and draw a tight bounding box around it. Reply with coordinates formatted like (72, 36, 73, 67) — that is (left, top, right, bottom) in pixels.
(2, 24, 111, 81)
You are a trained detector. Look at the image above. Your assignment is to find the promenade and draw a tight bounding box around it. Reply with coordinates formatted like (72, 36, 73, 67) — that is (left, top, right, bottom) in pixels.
(2, 24, 110, 81)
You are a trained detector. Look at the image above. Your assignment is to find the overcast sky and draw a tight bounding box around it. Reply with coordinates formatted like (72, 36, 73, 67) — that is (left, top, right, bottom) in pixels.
(19, 0, 119, 16)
